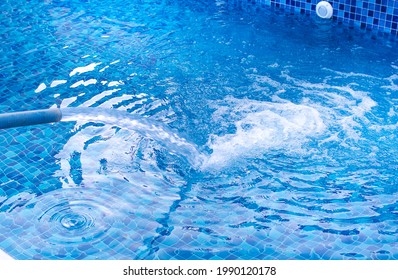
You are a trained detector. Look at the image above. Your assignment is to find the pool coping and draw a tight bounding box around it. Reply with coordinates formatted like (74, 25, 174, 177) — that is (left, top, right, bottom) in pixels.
(0, 249, 13, 260)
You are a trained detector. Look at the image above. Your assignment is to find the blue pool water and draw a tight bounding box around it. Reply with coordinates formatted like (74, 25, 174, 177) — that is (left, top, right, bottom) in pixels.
(1, 0, 398, 260)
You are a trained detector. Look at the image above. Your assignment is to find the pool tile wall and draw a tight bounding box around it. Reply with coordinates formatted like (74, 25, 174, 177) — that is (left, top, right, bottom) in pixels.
(269, 0, 398, 35)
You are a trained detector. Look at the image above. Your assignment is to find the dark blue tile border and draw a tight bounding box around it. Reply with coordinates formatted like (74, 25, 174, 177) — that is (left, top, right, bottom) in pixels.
(269, 0, 398, 35)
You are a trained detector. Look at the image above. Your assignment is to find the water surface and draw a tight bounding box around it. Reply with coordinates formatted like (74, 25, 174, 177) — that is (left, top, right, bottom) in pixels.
(0, 0, 398, 259)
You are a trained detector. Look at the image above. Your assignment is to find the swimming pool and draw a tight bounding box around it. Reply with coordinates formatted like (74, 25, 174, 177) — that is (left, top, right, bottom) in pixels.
(1, 0, 398, 260)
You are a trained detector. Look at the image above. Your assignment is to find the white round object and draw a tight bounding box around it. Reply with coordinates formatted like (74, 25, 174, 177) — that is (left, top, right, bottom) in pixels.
(316, 1, 333, 19)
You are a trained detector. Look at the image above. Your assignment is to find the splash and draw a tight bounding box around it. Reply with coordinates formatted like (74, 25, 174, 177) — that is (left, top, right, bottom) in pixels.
(202, 97, 326, 169)
(60, 107, 204, 169)
(60, 102, 325, 172)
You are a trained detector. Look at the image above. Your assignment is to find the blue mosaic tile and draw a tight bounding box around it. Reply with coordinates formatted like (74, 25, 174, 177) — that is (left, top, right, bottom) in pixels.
(269, 0, 398, 34)
(1, 0, 398, 261)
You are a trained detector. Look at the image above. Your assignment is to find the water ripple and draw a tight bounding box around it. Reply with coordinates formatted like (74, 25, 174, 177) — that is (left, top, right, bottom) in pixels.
(33, 189, 120, 245)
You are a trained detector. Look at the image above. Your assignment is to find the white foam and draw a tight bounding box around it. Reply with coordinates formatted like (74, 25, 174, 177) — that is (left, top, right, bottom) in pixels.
(69, 62, 102, 77)
(387, 107, 396, 117)
(322, 68, 377, 79)
(281, 70, 370, 100)
(369, 123, 398, 132)
(279, 69, 379, 142)
(350, 96, 377, 120)
(249, 74, 284, 89)
(202, 97, 325, 169)
(382, 74, 398, 91)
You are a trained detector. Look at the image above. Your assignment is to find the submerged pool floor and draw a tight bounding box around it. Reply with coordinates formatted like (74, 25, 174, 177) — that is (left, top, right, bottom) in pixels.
(1, 0, 398, 260)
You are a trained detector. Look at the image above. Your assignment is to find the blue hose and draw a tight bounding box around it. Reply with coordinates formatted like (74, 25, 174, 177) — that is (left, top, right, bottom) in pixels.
(0, 108, 62, 129)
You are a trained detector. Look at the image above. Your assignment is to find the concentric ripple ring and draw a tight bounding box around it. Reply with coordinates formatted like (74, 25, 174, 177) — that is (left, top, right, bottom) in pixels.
(34, 189, 119, 245)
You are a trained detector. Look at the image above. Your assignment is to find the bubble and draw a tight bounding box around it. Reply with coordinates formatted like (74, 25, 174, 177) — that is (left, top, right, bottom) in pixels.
(202, 97, 326, 169)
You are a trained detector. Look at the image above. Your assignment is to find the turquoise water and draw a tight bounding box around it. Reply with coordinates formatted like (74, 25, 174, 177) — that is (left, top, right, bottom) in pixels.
(0, 0, 398, 259)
